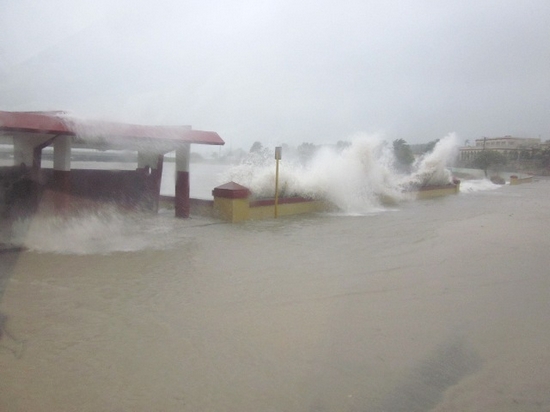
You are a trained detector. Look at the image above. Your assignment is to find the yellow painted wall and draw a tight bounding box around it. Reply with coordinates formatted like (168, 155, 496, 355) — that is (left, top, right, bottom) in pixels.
(211, 184, 460, 222)
(213, 197, 250, 223)
(510, 176, 533, 185)
(415, 185, 459, 200)
(248, 200, 327, 220)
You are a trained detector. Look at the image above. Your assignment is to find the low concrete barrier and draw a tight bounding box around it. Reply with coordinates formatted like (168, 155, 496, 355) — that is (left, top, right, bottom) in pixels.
(510, 175, 533, 185)
(248, 197, 327, 220)
(210, 182, 326, 222)
(414, 180, 460, 200)
(161, 179, 462, 223)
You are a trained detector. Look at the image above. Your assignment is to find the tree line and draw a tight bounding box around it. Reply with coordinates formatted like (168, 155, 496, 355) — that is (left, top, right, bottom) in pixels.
(462, 147, 550, 176)
(249, 138, 436, 172)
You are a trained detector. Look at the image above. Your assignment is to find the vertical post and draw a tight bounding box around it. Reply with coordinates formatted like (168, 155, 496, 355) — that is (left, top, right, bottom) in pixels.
(137, 151, 164, 212)
(13, 137, 35, 167)
(53, 135, 72, 212)
(16, 142, 41, 217)
(32, 146, 43, 180)
(274, 146, 282, 218)
(175, 144, 190, 218)
(11, 135, 56, 216)
(151, 154, 164, 212)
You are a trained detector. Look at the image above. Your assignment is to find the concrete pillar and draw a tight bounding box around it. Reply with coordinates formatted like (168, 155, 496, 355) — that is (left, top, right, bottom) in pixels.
(54, 135, 71, 171)
(10, 134, 55, 216)
(53, 135, 72, 211)
(13, 137, 35, 168)
(13, 135, 55, 177)
(32, 146, 43, 180)
(175, 144, 190, 218)
(137, 151, 164, 212)
(5, 138, 36, 219)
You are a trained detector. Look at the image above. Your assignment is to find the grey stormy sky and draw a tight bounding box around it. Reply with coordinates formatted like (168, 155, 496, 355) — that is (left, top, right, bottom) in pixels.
(1, 0, 549, 150)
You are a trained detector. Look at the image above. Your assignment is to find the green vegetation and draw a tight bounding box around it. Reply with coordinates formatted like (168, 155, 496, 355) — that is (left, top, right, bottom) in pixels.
(423, 139, 439, 154)
(297, 142, 318, 165)
(470, 150, 508, 177)
(535, 148, 550, 170)
(249, 141, 264, 153)
(392, 139, 415, 172)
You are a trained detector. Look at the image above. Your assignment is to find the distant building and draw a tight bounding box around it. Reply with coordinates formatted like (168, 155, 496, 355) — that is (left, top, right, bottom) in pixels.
(459, 136, 541, 163)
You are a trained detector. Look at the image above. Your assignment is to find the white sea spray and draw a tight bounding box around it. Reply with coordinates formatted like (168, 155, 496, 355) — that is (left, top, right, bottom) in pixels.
(222, 133, 460, 214)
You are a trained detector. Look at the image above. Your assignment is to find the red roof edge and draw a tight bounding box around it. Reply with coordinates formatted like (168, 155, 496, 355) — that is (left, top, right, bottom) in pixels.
(0, 111, 72, 135)
(0, 110, 224, 146)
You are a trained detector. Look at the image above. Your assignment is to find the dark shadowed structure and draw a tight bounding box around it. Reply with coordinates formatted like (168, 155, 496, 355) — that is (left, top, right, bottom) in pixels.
(0, 110, 224, 218)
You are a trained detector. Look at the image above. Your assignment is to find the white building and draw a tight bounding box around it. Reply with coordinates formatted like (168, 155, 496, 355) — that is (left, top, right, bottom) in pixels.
(460, 136, 541, 163)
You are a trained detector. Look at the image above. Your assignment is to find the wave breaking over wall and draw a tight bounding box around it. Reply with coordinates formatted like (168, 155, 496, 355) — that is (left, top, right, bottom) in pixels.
(222, 133, 459, 215)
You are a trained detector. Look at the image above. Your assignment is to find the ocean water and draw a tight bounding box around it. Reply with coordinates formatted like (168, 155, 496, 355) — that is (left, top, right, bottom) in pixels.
(1, 138, 549, 411)
(160, 161, 230, 199)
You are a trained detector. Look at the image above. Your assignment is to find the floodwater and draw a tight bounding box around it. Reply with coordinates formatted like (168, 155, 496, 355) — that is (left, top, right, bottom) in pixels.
(1, 178, 550, 411)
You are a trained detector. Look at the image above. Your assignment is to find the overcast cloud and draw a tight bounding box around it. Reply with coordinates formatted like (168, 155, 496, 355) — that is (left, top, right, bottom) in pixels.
(1, 0, 549, 149)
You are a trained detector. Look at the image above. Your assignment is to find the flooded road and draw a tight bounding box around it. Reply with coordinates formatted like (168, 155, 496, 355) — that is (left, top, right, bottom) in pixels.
(1, 180, 550, 411)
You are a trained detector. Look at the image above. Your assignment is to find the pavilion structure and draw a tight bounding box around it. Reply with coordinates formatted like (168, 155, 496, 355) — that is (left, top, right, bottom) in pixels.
(0, 110, 224, 218)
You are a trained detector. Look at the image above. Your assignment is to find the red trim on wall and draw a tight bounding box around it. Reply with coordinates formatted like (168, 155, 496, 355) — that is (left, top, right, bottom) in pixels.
(249, 196, 316, 207)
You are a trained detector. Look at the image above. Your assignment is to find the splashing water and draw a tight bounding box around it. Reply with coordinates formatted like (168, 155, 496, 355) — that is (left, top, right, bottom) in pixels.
(459, 179, 503, 193)
(408, 133, 458, 188)
(3, 209, 179, 255)
(223, 133, 460, 215)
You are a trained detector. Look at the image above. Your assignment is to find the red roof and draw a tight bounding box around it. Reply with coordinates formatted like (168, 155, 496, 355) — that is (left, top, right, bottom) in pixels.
(0, 110, 224, 150)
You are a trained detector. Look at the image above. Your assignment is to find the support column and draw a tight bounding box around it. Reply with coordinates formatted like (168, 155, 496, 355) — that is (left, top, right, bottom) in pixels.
(11, 135, 55, 217)
(13, 138, 44, 182)
(175, 144, 190, 218)
(137, 151, 164, 212)
(32, 146, 43, 180)
(9, 138, 36, 219)
(13, 137, 35, 168)
(53, 135, 72, 212)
